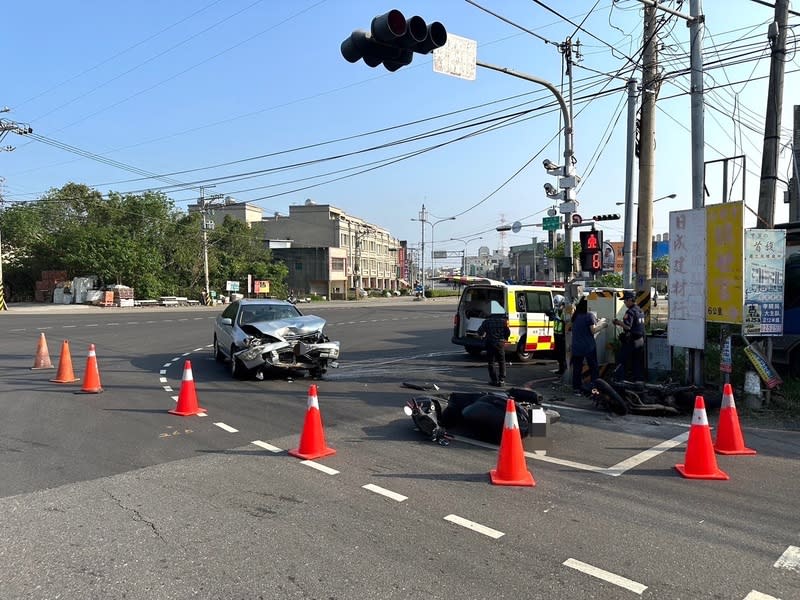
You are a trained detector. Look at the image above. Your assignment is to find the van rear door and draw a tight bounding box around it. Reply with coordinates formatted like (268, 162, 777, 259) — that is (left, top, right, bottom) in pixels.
(516, 289, 555, 356)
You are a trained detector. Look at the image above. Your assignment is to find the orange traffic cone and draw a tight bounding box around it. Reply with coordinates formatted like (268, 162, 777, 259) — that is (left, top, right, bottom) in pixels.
(169, 360, 206, 416)
(714, 383, 756, 455)
(76, 343, 104, 394)
(31, 332, 54, 370)
(288, 384, 336, 460)
(675, 396, 729, 480)
(490, 398, 535, 487)
(51, 340, 80, 383)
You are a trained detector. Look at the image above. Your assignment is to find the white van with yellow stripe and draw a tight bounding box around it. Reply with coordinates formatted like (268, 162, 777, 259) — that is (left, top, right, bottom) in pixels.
(450, 277, 562, 361)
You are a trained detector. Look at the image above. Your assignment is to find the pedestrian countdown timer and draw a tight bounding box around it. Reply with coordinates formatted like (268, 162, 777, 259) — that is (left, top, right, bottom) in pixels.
(579, 230, 604, 274)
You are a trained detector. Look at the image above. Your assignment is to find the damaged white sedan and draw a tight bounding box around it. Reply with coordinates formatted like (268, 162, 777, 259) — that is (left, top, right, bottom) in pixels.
(213, 298, 340, 380)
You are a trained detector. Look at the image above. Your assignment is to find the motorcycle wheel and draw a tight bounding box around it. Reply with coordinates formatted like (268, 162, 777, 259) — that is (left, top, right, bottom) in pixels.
(592, 379, 628, 416)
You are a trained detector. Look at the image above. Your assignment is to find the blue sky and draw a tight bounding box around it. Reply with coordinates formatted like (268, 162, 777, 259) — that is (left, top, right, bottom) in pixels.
(2, 1, 798, 265)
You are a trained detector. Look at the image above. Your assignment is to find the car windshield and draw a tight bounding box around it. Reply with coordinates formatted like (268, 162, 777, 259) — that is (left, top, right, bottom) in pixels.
(239, 305, 300, 325)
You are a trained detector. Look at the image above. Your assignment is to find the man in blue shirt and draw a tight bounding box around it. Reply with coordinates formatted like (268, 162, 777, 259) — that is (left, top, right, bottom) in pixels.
(613, 291, 646, 381)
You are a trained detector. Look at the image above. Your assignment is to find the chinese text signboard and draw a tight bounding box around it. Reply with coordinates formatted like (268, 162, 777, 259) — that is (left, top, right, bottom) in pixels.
(253, 280, 271, 294)
(706, 202, 743, 324)
(743, 229, 786, 336)
(667, 209, 707, 350)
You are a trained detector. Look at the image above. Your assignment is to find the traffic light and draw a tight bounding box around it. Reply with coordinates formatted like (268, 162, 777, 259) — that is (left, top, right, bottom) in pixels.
(579, 230, 603, 274)
(341, 9, 447, 72)
(592, 213, 620, 221)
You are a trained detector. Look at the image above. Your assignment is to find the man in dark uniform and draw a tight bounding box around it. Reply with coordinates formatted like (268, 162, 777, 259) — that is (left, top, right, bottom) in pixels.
(477, 308, 510, 387)
(613, 291, 646, 381)
(551, 294, 567, 375)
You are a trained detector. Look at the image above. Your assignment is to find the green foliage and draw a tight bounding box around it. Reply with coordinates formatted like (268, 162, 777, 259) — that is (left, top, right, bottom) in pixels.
(598, 272, 623, 288)
(0, 183, 287, 300)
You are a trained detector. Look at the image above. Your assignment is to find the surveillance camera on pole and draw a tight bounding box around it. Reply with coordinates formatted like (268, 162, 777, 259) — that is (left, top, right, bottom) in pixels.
(543, 158, 563, 175)
(341, 9, 447, 72)
(543, 183, 562, 199)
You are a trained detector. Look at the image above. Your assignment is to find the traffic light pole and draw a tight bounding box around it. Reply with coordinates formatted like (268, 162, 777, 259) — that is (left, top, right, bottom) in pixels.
(475, 61, 576, 278)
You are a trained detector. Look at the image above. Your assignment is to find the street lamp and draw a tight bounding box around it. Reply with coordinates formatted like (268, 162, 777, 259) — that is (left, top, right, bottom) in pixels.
(449, 236, 482, 276)
(411, 206, 455, 293)
(615, 193, 676, 206)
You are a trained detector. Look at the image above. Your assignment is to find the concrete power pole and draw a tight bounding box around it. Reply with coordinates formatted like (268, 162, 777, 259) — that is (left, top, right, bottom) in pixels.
(792, 105, 800, 222)
(622, 78, 639, 288)
(199, 187, 223, 304)
(635, 5, 659, 290)
(757, 0, 790, 229)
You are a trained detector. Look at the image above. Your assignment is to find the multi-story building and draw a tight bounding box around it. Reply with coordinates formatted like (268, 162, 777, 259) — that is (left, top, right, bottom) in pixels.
(191, 197, 403, 300)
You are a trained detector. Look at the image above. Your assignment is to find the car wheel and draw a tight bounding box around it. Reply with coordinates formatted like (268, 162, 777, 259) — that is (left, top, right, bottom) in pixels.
(466, 347, 483, 358)
(213, 336, 225, 362)
(230, 346, 245, 379)
(515, 340, 533, 362)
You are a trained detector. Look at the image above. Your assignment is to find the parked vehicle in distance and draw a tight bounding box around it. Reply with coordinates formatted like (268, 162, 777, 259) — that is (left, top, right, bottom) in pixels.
(212, 298, 340, 379)
(450, 277, 561, 362)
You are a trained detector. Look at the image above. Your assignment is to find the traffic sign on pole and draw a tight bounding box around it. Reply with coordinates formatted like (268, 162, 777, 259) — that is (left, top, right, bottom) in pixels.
(432, 34, 477, 80)
(542, 216, 561, 231)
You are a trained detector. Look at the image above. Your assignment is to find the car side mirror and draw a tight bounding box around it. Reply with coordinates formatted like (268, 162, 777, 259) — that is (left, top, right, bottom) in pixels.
(219, 317, 232, 326)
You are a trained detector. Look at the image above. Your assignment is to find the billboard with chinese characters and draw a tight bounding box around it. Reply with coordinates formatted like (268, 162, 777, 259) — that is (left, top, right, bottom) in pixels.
(253, 280, 271, 294)
(706, 202, 743, 323)
(668, 209, 707, 349)
(743, 229, 786, 336)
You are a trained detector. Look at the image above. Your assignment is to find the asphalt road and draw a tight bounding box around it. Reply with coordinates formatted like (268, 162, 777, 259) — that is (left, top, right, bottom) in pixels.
(1, 299, 799, 600)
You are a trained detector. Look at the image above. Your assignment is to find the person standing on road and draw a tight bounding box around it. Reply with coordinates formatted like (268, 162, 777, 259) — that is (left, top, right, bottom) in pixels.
(552, 295, 567, 375)
(477, 306, 510, 387)
(613, 290, 646, 381)
(570, 297, 606, 395)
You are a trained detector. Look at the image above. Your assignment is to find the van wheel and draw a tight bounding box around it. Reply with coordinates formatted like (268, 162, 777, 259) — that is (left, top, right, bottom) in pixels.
(515, 341, 533, 362)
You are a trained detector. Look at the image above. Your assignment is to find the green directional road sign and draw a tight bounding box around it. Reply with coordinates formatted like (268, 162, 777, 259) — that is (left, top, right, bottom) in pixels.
(542, 216, 561, 231)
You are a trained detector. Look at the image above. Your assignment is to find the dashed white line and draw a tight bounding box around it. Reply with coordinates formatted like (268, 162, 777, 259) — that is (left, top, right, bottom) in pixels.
(159, 369, 167, 375)
(774, 545, 800, 572)
(300, 460, 339, 475)
(192, 347, 205, 352)
(63, 325, 77, 328)
(159, 377, 168, 384)
(85, 323, 98, 327)
(443, 514, 504, 539)
(214, 422, 238, 433)
(251, 440, 282, 453)
(362, 484, 407, 502)
(564, 558, 647, 595)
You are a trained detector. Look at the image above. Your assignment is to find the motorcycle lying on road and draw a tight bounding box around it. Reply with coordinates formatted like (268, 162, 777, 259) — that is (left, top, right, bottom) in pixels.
(403, 387, 547, 446)
(589, 377, 703, 416)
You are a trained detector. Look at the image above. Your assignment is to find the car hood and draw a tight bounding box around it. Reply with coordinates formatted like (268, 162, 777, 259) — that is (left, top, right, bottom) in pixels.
(245, 315, 326, 338)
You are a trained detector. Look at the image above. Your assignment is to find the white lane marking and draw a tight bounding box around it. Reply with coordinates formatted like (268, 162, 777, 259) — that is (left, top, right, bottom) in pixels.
(127, 321, 139, 325)
(36, 327, 52, 330)
(564, 558, 647, 595)
(774, 545, 800, 572)
(251, 440, 282, 453)
(171, 356, 181, 362)
(214, 422, 238, 433)
(193, 347, 204, 352)
(9, 328, 26, 332)
(362, 484, 407, 502)
(197, 412, 208, 417)
(171, 395, 178, 402)
(159, 369, 167, 375)
(86, 324, 98, 327)
(444, 514, 504, 539)
(63, 325, 77, 328)
(744, 591, 782, 600)
(164, 362, 172, 368)
(107, 322, 120, 326)
(163, 386, 173, 392)
(300, 460, 339, 475)
(159, 377, 168, 384)
(605, 432, 690, 477)
(182, 352, 191, 356)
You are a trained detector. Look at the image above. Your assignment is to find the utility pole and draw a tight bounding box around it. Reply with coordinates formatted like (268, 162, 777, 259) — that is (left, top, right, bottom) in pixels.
(622, 78, 639, 288)
(199, 187, 223, 305)
(791, 105, 799, 222)
(636, 4, 659, 292)
(757, 0, 790, 228)
(689, 0, 706, 212)
(0, 114, 34, 311)
(560, 37, 580, 278)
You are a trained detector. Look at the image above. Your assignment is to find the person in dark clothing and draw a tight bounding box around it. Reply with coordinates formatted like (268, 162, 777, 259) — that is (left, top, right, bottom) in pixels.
(477, 311, 510, 387)
(570, 297, 606, 395)
(613, 291, 646, 381)
(552, 295, 567, 375)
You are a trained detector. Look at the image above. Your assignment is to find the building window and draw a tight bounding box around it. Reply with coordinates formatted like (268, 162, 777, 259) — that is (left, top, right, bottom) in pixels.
(331, 257, 345, 271)
(295, 262, 303, 271)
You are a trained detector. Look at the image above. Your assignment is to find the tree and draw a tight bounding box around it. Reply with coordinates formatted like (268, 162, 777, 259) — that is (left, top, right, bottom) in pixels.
(0, 183, 288, 300)
(652, 256, 669, 292)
